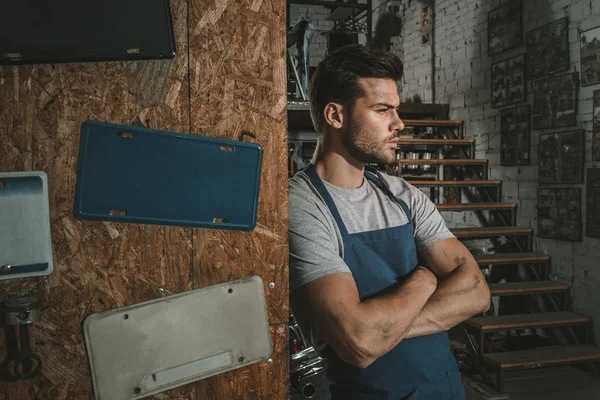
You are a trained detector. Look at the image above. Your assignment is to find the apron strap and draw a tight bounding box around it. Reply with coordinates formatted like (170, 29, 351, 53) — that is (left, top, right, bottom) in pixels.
(303, 163, 350, 236)
(364, 167, 415, 229)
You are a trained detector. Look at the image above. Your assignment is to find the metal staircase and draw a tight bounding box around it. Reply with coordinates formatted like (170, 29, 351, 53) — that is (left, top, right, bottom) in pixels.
(391, 113, 600, 392)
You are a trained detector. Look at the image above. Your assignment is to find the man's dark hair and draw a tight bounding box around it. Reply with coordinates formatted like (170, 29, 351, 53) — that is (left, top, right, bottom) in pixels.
(308, 44, 404, 134)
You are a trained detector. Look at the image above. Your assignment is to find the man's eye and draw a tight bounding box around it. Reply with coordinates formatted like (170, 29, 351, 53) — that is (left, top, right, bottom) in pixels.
(376, 109, 387, 113)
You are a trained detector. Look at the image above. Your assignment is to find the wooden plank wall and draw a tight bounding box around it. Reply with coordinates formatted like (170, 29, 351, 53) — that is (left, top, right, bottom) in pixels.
(0, 0, 289, 398)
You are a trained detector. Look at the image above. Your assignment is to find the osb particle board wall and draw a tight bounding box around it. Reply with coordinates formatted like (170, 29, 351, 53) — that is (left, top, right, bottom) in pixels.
(0, 0, 289, 398)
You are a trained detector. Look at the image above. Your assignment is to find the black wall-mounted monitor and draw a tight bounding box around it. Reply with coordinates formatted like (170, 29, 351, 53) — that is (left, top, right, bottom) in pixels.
(0, 0, 176, 65)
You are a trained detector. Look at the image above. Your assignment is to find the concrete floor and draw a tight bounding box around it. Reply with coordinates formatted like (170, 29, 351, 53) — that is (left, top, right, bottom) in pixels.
(465, 366, 600, 400)
(291, 366, 600, 399)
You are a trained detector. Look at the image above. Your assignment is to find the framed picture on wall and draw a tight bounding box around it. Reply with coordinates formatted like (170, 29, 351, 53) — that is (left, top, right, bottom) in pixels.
(538, 188, 582, 242)
(421, 3, 432, 45)
(581, 26, 600, 86)
(492, 54, 526, 108)
(488, 0, 522, 56)
(539, 130, 584, 184)
(586, 169, 600, 239)
(532, 72, 578, 130)
(500, 105, 530, 165)
(594, 91, 600, 161)
(526, 17, 569, 80)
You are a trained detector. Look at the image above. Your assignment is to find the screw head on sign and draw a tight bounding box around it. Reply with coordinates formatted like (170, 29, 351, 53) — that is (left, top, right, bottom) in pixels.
(266, 358, 273, 365)
(268, 282, 275, 289)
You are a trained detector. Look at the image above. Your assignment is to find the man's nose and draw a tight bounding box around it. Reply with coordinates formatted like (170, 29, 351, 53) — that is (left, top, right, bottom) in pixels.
(392, 110, 405, 132)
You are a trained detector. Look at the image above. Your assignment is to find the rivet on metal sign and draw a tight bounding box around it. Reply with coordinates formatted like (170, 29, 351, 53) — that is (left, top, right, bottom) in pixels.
(158, 288, 164, 294)
(268, 282, 275, 289)
(266, 358, 273, 365)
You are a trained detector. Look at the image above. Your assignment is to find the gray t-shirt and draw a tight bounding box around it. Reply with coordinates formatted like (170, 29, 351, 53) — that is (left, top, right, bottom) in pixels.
(289, 169, 455, 292)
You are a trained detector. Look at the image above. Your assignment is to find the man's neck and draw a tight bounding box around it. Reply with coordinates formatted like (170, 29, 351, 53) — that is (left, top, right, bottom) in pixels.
(312, 137, 365, 189)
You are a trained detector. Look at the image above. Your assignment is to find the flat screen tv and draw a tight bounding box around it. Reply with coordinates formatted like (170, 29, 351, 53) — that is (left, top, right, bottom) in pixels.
(0, 0, 176, 65)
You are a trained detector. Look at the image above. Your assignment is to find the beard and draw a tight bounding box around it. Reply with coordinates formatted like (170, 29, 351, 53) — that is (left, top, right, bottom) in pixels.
(342, 118, 398, 165)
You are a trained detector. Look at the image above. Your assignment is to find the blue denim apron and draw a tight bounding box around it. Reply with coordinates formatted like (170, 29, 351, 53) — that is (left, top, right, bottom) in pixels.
(304, 164, 466, 400)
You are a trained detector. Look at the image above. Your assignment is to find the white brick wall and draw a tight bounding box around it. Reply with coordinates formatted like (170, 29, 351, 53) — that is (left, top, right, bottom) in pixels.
(399, 0, 600, 343)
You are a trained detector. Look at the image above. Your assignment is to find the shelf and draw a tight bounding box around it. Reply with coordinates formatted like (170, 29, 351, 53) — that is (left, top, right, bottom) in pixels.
(408, 180, 501, 187)
(403, 119, 463, 128)
(326, 7, 366, 21)
(397, 103, 449, 120)
(289, 0, 369, 9)
(396, 138, 474, 146)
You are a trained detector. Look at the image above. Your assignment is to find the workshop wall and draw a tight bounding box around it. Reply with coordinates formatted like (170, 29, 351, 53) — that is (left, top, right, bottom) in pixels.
(288, 2, 374, 68)
(398, 0, 600, 343)
(0, 0, 289, 398)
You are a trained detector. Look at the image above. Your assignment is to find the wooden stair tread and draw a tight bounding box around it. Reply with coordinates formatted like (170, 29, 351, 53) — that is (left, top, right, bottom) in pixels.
(451, 226, 532, 238)
(489, 281, 569, 296)
(475, 252, 550, 265)
(395, 159, 487, 164)
(483, 345, 600, 370)
(437, 203, 516, 211)
(466, 312, 589, 331)
(409, 180, 501, 187)
(402, 119, 463, 127)
(397, 138, 474, 145)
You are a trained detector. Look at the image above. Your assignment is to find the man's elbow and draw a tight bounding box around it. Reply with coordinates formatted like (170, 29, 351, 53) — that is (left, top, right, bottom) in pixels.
(338, 329, 383, 369)
(475, 281, 491, 314)
(346, 347, 378, 369)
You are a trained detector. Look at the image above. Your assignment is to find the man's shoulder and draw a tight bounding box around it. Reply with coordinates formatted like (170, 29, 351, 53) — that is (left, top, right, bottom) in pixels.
(289, 171, 324, 207)
(376, 171, 431, 208)
(377, 171, 416, 194)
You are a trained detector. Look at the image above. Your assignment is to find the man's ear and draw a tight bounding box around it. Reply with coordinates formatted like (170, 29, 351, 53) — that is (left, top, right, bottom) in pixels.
(323, 102, 344, 130)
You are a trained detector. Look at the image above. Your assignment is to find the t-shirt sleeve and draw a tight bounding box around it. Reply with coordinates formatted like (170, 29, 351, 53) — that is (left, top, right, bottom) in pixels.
(289, 190, 351, 292)
(408, 184, 456, 252)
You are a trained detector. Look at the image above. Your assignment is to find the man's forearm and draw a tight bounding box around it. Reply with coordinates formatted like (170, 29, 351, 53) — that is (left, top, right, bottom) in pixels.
(337, 267, 437, 366)
(405, 262, 490, 338)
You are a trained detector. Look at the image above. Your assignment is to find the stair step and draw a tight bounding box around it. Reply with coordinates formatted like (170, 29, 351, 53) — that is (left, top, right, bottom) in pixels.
(395, 159, 487, 165)
(403, 119, 463, 128)
(483, 345, 600, 371)
(409, 180, 501, 187)
(397, 138, 474, 146)
(489, 281, 569, 296)
(451, 226, 532, 239)
(466, 312, 589, 331)
(475, 252, 550, 266)
(437, 203, 516, 212)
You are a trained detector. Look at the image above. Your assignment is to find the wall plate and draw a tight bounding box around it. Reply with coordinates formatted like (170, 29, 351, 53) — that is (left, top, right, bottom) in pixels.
(0, 171, 53, 280)
(83, 276, 272, 400)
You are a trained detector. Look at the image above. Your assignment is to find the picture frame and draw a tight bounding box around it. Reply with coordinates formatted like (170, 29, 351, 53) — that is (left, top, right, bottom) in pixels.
(581, 25, 600, 87)
(500, 105, 530, 166)
(532, 72, 578, 130)
(526, 17, 569, 80)
(594, 91, 600, 161)
(538, 188, 582, 242)
(421, 3, 433, 45)
(492, 54, 526, 108)
(488, 0, 523, 56)
(538, 130, 584, 184)
(586, 169, 600, 239)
